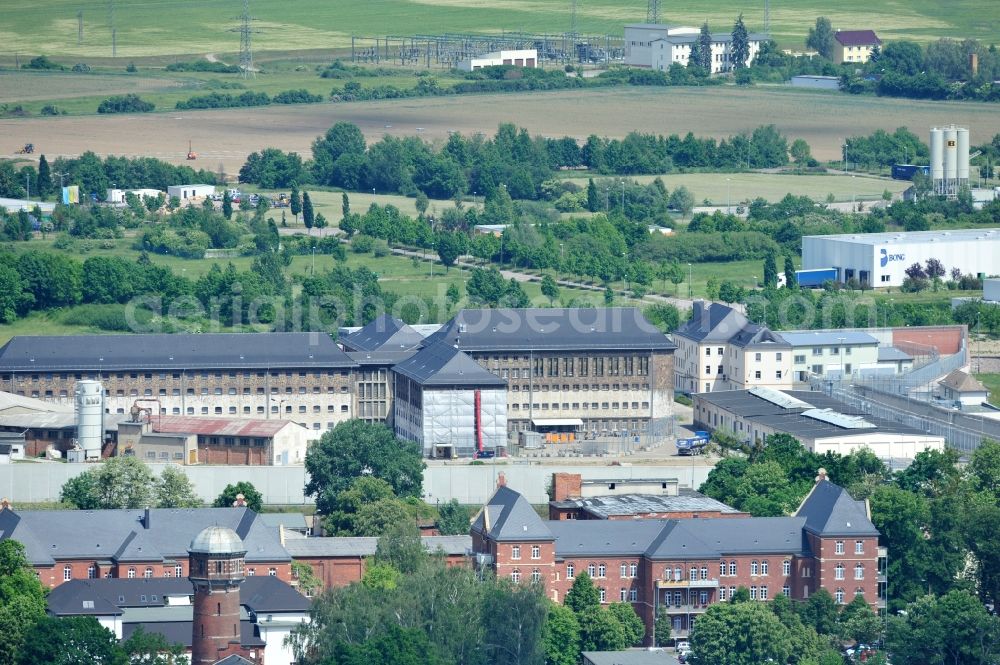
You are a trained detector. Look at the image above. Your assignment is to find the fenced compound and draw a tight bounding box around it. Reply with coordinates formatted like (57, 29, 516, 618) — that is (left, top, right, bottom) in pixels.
(350, 32, 625, 68)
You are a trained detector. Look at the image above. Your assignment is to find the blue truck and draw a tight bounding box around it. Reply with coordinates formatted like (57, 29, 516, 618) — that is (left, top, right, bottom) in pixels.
(891, 164, 930, 181)
(795, 268, 838, 288)
(676, 430, 710, 455)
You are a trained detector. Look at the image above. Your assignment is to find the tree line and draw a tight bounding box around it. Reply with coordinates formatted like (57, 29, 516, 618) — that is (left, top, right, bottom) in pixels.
(237, 121, 799, 197)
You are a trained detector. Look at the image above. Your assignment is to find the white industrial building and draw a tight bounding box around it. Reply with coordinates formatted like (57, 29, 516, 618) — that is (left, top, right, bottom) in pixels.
(457, 49, 537, 71)
(106, 188, 163, 204)
(802, 228, 1000, 288)
(167, 184, 215, 201)
(625, 23, 764, 73)
(392, 341, 507, 458)
(693, 387, 945, 462)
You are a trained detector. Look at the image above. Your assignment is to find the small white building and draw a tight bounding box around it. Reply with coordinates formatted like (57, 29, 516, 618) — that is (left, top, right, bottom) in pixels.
(625, 23, 764, 73)
(106, 188, 163, 204)
(780, 331, 881, 385)
(802, 228, 1000, 288)
(457, 49, 537, 72)
(938, 370, 989, 408)
(167, 184, 215, 201)
(0, 436, 26, 464)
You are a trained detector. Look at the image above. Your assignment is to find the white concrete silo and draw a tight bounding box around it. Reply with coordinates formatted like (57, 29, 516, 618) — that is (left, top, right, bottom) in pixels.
(929, 127, 944, 184)
(944, 126, 958, 196)
(957, 127, 970, 188)
(74, 380, 105, 461)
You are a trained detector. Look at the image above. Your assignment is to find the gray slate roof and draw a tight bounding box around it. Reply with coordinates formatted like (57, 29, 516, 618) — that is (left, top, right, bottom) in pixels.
(283, 535, 472, 558)
(779, 331, 879, 347)
(551, 490, 742, 519)
(391, 341, 506, 387)
(695, 389, 929, 439)
(214, 657, 256, 665)
(0, 507, 290, 566)
(339, 314, 425, 352)
(424, 308, 675, 352)
(877, 347, 911, 362)
(795, 479, 879, 537)
(472, 486, 553, 542)
(939, 369, 988, 393)
(674, 302, 753, 344)
(730, 325, 790, 350)
(121, 620, 264, 649)
(47, 576, 309, 616)
(0, 333, 355, 371)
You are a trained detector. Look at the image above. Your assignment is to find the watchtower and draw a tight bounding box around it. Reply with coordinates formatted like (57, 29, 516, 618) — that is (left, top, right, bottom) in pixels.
(188, 526, 248, 665)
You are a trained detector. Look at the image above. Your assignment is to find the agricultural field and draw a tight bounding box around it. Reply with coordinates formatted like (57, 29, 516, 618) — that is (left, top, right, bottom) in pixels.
(0, 0, 992, 60)
(5, 85, 1000, 174)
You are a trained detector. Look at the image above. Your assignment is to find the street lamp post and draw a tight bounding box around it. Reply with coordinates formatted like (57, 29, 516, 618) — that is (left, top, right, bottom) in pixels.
(726, 178, 731, 214)
(620, 179, 625, 213)
(688, 263, 692, 298)
(838, 336, 845, 380)
(311, 247, 316, 275)
(559, 243, 564, 265)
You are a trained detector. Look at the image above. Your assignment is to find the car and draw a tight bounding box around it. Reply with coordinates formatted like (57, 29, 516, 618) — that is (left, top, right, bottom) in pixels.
(473, 449, 496, 459)
(676, 641, 691, 653)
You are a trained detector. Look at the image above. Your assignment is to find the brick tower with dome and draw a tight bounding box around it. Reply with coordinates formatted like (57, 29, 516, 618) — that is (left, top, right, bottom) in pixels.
(188, 525, 255, 664)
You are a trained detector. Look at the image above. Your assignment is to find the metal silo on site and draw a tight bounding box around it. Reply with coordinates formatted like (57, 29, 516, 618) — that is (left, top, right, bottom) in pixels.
(944, 126, 958, 196)
(74, 380, 105, 461)
(957, 127, 970, 190)
(929, 127, 944, 194)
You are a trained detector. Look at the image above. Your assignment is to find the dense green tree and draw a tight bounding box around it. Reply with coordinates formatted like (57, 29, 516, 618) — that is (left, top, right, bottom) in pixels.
(36, 155, 51, 199)
(586, 178, 600, 212)
(694, 23, 713, 70)
(436, 499, 470, 536)
(564, 572, 601, 614)
(806, 17, 836, 59)
(764, 252, 778, 288)
(15, 616, 126, 665)
(798, 589, 839, 637)
(668, 185, 694, 218)
(482, 580, 547, 665)
(120, 625, 186, 665)
(540, 274, 560, 305)
(155, 466, 201, 508)
(213, 481, 264, 512)
(967, 439, 1000, 497)
(16, 251, 82, 310)
(305, 420, 424, 515)
(784, 255, 797, 288)
(59, 457, 155, 509)
(334, 625, 448, 665)
(607, 602, 645, 646)
(653, 608, 673, 646)
(0, 264, 31, 323)
(543, 603, 581, 665)
(238, 148, 307, 188)
(312, 121, 367, 186)
(446, 282, 461, 310)
(341, 191, 350, 218)
(325, 476, 411, 536)
(221, 190, 233, 219)
(577, 606, 628, 652)
(718, 280, 744, 304)
(0, 540, 47, 665)
(436, 231, 466, 270)
(692, 601, 795, 665)
(374, 521, 426, 575)
(290, 184, 302, 222)
(838, 593, 883, 645)
(887, 590, 1000, 665)
(790, 138, 813, 165)
(302, 191, 315, 232)
(730, 14, 750, 69)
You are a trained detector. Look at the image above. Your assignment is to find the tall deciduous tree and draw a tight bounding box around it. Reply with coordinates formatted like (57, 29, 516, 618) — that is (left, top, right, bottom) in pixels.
(59, 457, 155, 509)
(482, 580, 548, 665)
(806, 17, 836, 59)
(221, 190, 233, 220)
(0, 540, 47, 665)
(540, 274, 560, 305)
(887, 590, 1000, 665)
(213, 481, 264, 512)
(586, 178, 600, 212)
(764, 252, 778, 288)
(730, 14, 750, 69)
(15, 616, 126, 665)
(692, 601, 795, 665)
(564, 573, 601, 614)
(577, 606, 628, 652)
(290, 184, 302, 221)
(607, 602, 645, 646)
(784, 255, 797, 288)
(305, 420, 424, 515)
(155, 466, 201, 508)
(36, 155, 51, 200)
(543, 603, 581, 665)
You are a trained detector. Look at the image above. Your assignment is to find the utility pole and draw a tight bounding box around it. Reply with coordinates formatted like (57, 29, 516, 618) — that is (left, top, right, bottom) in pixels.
(570, 0, 578, 36)
(108, 0, 116, 57)
(77, 10, 83, 45)
(764, 0, 770, 35)
(231, 0, 261, 79)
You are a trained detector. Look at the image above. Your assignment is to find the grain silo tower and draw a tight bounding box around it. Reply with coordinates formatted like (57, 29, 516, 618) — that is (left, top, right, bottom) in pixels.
(930, 125, 970, 197)
(74, 380, 104, 460)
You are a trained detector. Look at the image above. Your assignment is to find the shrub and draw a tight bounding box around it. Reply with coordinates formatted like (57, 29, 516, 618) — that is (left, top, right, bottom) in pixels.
(165, 60, 240, 73)
(22, 55, 65, 70)
(351, 234, 374, 253)
(39, 105, 65, 116)
(272, 89, 323, 104)
(97, 94, 155, 114)
(372, 239, 390, 257)
(175, 91, 269, 110)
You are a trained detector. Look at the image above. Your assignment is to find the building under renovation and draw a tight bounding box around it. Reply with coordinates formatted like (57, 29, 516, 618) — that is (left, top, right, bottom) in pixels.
(392, 341, 507, 458)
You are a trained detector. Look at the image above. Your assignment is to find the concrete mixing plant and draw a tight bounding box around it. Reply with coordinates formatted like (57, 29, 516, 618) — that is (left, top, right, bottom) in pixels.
(930, 125, 970, 197)
(74, 380, 105, 461)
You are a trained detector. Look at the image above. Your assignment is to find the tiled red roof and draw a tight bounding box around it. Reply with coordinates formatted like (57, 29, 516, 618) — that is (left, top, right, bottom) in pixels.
(835, 30, 881, 47)
(149, 415, 295, 438)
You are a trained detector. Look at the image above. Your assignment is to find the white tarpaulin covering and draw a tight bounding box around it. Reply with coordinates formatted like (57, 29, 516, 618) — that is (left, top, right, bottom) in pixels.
(421, 387, 507, 456)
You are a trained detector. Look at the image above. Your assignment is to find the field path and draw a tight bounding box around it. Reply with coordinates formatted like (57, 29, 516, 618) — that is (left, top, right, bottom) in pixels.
(3, 87, 1000, 174)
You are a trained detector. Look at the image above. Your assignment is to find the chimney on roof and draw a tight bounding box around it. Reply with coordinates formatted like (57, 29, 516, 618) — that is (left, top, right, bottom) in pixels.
(232, 493, 248, 508)
(815, 468, 828, 483)
(143, 506, 151, 529)
(497, 472, 506, 488)
(698, 300, 710, 332)
(278, 524, 285, 547)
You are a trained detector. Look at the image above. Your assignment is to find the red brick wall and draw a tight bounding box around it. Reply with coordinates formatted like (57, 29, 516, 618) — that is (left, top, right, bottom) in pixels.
(198, 446, 269, 465)
(552, 474, 583, 502)
(893, 325, 965, 355)
(810, 534, 879, 607)
(35, 558, 290, 589)
(295, 554, 468, 590)
(192, 585, 244, 665)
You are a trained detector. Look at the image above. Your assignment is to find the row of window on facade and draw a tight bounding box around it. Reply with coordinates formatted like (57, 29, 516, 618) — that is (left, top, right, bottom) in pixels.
(14, 370, 350, 382)
(509, 383, 651, 393)
(511, 401, 650, 412)
(64, 563, 277, 581)
(563, 562, 640, 579)
(485, 356, 651, 379)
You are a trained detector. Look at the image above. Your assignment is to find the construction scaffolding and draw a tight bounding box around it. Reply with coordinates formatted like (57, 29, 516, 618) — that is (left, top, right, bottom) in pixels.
(350, 32, 625, 68)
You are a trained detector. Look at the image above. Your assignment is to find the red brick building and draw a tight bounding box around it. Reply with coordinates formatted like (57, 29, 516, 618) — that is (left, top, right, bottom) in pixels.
(548, 472, 748, 521)
(473, 474, 883, 644)
(284, 535, 471, 590)
(0, 506, 292, 588)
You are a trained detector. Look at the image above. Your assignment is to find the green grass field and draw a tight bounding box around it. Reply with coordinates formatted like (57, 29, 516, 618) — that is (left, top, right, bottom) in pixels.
(0, 0, 993, 61)
(975, 374, 1000, 407)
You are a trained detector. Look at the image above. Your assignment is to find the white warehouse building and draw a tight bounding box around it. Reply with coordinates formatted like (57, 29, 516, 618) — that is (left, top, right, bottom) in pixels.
(802, 228, 1000, 288)
(625, 23, 764, 73)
